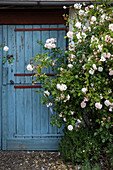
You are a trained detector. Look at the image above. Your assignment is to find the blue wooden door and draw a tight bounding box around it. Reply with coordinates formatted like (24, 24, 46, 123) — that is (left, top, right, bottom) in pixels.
(1, 25, 66, 150)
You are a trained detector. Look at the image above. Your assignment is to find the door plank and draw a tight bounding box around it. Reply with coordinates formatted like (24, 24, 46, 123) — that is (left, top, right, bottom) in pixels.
(0, 25, 2, 149)
(7, 138, 61, 150)
(7, 26, 16, 139)
(41, 25, 50, 135)
(32, 25, 41, 138)
(24, 25, 33, 137)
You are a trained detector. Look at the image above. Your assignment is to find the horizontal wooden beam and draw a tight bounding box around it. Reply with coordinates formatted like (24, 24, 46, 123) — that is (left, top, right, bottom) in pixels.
(15, 28, 68, 31)
(14, 85, 42, 88)
(14, 134, 62, 137)
(14, 73, 56, 76)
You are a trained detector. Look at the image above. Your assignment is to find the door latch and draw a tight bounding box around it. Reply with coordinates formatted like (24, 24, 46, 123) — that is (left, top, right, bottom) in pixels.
(10, 80, 14, 84)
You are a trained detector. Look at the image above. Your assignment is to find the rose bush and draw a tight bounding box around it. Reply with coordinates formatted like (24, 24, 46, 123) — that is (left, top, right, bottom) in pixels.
(27, 2, 113, 166)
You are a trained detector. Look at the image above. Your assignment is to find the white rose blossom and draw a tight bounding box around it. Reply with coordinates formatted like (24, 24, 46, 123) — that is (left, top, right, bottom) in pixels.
(67, 31, 73, 39)
(45, 38, 56, 49)
(68, 64, 73, 68)
(76, 32, 81, 39)
(79, 10, 84, 16)
(104, 100, 111, 107)
(100, 56, 106, 62)
(92, 64, 97, 70)
(98, 67, 103, 72)
(81, 87, 88, 94)
(89, 5, 94, 9)
(91, 16, 96, 22)
(95, 102, 102, 109)
(109, 69, 113, 76)
(44, 90, 50, 96)
(63, 6, 67, 9)
(74, 3, 82, 9)
(3, 46, 9, 51)
(109, 24, 113, 31)
(81, 102, 86, 108)
(89, 69, 95, 75)
(27, 64, 33, 71)
(68, 125, 73, 131)
(75, 22, 81, 29)
(57, 84, 67, 91)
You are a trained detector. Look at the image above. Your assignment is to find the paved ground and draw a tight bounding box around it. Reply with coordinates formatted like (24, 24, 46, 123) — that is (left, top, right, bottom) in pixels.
(0, 151, 80, 170)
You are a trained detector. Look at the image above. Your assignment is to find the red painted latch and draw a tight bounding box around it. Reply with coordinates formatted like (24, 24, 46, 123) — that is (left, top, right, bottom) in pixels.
(14, 73, 56, 76)
(14, 85, 42, 89)
(14, 28, 69, 32)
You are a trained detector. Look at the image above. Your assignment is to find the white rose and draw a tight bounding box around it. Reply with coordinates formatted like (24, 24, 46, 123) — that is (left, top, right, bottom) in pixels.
(101, 14, 106, 19)
(67, 31, 73, 39)
(46, 39, 51, 44)
(63, 118, 67, 122)
(68, 64, 73, 68)
(89, 69, 94, 75)
(89, 5, 94, 9)
(75, 22, 81, 29)
(98, 67, 103, 72)
(101, 53, 106, 58)
(44, 90, 50, 96)
(109, 70, 113, 76)
(51, 44, 56, 48)
(69, 41, 75, 48)
(70, 111, 74, 115)
(46, 103, 49, 107)
(98, 45, 103, 52)
(68, 125, 73, 131)
(95, 102, 102, 109)
(76, 32, 81, 39)
(47, 43, 52, 49)
(81, 87, 88, 94)
(59, 113, 62, 117)
(82, 32, 87, 38)
(27, 64, 33, 71)
(92, 64, 97, 70)
(74, 3, 82, 9)
(104, 100, 111, 107)
(88, 27, 91, 31)
(56, 84, 61, 90)
(109, 24, 113, 31)
(77, 119, 81, 123)
(83, 26, 87, 31)
(67, 94, 70, 100)
(109, 107, 112, 112)
(81, 102, 86, 108)
(44, 43, 48, 48)
(63, 6, 67, 9)
(79, 10, 84, 16)
(3, 46, 9, 51)
(61, 84, 67, 91)
(91, 16, 96, 22)
(49, 102, 52, 106)
(100, 56, 106, 62)
(106, 53, 111, 58)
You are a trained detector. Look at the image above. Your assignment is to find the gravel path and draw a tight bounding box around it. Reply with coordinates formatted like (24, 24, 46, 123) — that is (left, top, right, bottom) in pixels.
(0, 151, 79, 170)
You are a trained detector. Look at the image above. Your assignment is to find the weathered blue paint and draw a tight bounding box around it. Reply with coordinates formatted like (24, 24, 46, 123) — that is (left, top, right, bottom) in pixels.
(0, 25, 3, 149)
(1, 24, 66, 150)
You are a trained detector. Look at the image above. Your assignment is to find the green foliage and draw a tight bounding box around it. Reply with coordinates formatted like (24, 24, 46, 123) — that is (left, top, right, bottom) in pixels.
(59, 127, 101, 164)
(3, 55, 14, 64)
(30, 2, 113, 167)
